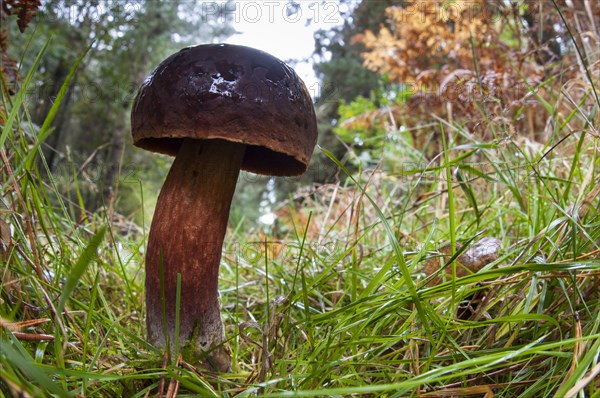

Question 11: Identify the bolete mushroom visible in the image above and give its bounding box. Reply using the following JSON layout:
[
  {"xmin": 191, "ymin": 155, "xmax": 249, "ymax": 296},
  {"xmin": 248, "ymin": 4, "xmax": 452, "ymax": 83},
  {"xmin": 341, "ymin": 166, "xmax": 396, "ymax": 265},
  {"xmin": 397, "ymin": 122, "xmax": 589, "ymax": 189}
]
[{"xmin": 131, "ymin": 44, "xmax": 318, "ymax": 372}]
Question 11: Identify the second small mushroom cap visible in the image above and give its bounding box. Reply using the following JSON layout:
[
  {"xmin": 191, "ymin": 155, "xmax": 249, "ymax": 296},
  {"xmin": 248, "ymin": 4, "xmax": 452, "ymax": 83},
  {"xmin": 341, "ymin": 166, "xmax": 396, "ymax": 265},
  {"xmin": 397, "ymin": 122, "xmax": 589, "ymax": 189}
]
[{"xmin": 131, "ymin": 44, "xmax": 318, "ymax": 176}]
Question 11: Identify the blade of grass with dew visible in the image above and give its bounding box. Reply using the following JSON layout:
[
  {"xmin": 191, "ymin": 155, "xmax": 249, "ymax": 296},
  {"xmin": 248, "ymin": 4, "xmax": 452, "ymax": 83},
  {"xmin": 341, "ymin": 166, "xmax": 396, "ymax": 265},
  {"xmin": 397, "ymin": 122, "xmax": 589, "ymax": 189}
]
[
  {"xmin": 441, "ymin": 122, "xmax": 458, "ymax": 316},
  {"xmin": 563, "ymin": 130, "xmax": 588, "ymax": 201},
  {"xmin": 455, "ymin": 166, "xmax": 480, "ymax": 227},
  {"xmin": 81, "ymin": 270, "xmax": 101, "ymax": 395},
  {"xmin": 58, "ymin": 225, "xmax": 107, "ymax": 315}
]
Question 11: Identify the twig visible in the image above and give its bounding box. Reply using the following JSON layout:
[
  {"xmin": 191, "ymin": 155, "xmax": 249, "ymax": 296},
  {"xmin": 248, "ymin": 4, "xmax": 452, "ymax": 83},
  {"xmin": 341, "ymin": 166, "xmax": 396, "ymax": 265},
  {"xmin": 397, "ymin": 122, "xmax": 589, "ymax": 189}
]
[
  {"xmin": 165, "ymin": 354, "xmax": 182, "ymax": 398},
  {"xmin": 156, "ymin": 351, "xmax": 169, "ymax": 398},
  {"xmin": 564, "ymin": 362, "xmax": 600, "ymax": 398},
  {"xmin": 11, "ymin": 332, "xmax": 55, "ymax": 341}
]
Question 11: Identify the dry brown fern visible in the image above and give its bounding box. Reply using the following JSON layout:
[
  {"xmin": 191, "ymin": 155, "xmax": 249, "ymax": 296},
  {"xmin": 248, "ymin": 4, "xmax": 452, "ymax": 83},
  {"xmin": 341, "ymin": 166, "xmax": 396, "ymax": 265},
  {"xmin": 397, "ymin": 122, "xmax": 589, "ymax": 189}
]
[
  {"xmin": 353, "ymin": 0, "xmax": 599, "ymax": 150},
  {"xmin": 0, "ymin": 0, "xmax": 41, "ymax": 98},
  {"xmin": 2, "ymin": 0, "xmax": 41, "ymax": 32}
]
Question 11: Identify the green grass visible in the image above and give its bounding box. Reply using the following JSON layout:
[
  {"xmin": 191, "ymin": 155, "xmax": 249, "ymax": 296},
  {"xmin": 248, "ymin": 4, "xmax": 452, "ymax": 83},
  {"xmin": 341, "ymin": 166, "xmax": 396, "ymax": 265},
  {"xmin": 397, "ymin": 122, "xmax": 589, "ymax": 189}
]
[{"xmin": 2, "ymin": 23, "xmax": 600, "ymax": 398}]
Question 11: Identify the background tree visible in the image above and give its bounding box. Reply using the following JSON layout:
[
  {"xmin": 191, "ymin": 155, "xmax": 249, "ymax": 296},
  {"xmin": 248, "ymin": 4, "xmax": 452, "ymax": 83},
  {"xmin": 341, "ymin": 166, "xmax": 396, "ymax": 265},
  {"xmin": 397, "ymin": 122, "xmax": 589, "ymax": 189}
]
[{"xmin": 312, "ymin": 0, "xmax": 396, "ymax": 165}]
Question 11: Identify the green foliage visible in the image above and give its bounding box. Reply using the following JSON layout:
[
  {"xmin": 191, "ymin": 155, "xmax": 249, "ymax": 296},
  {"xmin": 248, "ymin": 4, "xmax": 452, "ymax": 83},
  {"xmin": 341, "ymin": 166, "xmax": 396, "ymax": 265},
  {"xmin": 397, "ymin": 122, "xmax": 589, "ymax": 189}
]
[
  {"xmin": 3, "ymin": 49, "xmax": 599, "ymax": 394},
  {"xmin": 333, "ymin": 90, "xmax": 423, "ymax": 172},
  {"xmin": 336, "ymin": 96, "xmax": 384, "ymax": 142},
  {"xmin": 58, "ymin": 225, "xmax": 107, "ymax": 315},
  {"xmin": 313, "ymin": 0, "xmax": 397, "ymax": 102},
  {"xmin": 333, "ymin": 96, "xmax": 386, "ymax": 166}
]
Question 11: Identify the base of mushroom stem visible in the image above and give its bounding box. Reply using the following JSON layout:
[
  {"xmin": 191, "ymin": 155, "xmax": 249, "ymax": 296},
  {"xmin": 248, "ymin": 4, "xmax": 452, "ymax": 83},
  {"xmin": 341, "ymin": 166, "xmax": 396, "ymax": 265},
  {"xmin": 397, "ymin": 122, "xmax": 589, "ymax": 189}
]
[{"xmin": 147, "ymin": 311, "xmax": 232, "ymax": 373}]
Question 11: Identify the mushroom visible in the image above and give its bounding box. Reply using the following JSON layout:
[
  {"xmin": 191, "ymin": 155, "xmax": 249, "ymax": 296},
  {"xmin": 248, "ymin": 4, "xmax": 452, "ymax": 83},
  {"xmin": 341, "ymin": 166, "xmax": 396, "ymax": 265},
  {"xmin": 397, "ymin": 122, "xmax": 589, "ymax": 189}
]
[{"xmin": 131, "ymin": 44, "xmax": 318, "ymax": 372}]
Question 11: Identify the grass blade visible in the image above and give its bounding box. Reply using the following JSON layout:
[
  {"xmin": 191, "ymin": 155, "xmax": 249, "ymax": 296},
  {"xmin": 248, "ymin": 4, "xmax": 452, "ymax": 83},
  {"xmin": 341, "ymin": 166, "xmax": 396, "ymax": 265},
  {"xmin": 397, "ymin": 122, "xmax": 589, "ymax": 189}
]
[{"xmin": 58, "ymin": 226, "xmax": 107, "ymax": 314}]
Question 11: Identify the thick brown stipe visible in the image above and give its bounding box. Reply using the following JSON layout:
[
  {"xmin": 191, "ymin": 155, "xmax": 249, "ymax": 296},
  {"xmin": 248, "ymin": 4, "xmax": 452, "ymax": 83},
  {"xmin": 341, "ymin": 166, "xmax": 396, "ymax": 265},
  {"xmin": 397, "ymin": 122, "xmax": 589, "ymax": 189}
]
[{"xmin": 146, "ymin": 138, "xmax": 244, "ymax": 371}]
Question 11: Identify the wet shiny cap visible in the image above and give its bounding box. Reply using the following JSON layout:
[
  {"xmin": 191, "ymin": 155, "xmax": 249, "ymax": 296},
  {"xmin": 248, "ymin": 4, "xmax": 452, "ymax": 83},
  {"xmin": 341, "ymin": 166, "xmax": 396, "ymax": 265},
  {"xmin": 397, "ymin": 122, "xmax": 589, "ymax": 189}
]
[{"xmin": 131, "ymin": 44, "xmax": 318, "ymax": 176}]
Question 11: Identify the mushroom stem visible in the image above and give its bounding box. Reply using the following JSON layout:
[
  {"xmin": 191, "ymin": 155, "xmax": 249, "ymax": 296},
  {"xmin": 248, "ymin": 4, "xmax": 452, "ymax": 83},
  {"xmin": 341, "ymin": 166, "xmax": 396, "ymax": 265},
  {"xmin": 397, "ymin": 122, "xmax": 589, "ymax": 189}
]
[{"xmin": 146, "ymin": 138, "xmax": 245, "ymax": 372}]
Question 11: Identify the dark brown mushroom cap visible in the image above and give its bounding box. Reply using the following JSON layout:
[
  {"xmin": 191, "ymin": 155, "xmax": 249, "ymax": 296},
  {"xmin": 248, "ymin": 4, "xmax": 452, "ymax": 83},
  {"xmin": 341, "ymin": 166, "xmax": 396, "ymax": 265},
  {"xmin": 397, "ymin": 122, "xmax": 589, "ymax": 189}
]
[{"xmin": 131, "ymin": 44, "xmax": 318, "ymax": 176}]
